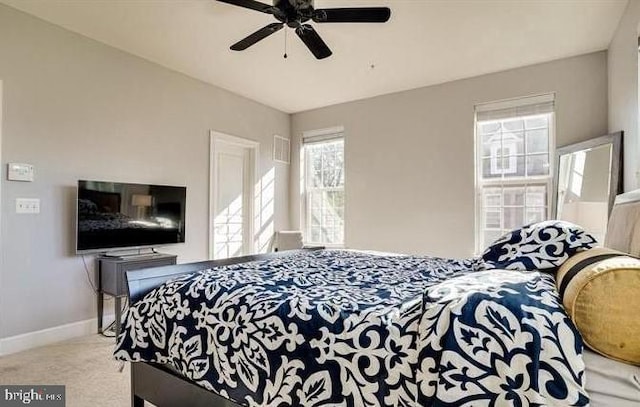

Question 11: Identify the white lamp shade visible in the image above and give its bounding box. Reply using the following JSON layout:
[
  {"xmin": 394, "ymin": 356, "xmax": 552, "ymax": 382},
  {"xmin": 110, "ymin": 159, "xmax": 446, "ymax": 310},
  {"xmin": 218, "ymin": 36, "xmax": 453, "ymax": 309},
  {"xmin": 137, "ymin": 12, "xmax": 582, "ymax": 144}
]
[{"xmin": 131, "ymin": 194, "xmax": 152, "ymax": 207}]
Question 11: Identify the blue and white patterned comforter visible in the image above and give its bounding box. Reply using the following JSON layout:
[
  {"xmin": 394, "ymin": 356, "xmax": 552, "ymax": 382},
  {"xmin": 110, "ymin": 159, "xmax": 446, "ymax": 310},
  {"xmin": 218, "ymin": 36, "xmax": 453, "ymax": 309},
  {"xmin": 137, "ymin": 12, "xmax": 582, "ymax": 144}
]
[{"xmin": 114, "ymin": 250, "xmax": 588, "ymax": 406}]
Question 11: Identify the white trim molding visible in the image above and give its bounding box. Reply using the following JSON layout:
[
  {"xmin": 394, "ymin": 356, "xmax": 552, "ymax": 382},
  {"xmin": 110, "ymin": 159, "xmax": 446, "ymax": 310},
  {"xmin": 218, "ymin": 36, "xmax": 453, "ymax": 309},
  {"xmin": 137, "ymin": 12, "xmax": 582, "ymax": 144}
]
[
  {"xmin": 0, "ymin": 314, "xmax": 114, "ymax": 356},
  {"xmin": 475, "ymin": 92, "xmax": 555, "ymax": 112}
]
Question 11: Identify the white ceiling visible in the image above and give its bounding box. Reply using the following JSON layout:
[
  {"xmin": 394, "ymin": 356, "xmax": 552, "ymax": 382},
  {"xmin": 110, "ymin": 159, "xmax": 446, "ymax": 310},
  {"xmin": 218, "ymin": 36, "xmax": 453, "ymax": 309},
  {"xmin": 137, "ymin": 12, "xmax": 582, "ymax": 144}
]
[{"xmin": 1, "ymin": 0, "xmax": 628, "ymax": 113}]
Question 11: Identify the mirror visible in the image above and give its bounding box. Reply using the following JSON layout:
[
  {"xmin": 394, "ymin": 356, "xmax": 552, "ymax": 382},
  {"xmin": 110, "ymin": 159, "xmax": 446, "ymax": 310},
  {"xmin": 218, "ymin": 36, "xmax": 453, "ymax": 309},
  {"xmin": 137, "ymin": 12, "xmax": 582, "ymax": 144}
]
[{"xmin": 553, "ymin": 132, "xmax": 622, "ymax": 243}]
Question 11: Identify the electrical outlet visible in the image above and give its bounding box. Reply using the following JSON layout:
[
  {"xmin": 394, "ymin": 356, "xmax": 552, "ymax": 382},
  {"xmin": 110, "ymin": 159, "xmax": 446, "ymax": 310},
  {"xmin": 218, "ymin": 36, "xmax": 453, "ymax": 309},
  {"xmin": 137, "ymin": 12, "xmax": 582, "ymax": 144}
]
[{"xmin": 16, "ymin": 198, "xmax": 40, "ymax": 214}]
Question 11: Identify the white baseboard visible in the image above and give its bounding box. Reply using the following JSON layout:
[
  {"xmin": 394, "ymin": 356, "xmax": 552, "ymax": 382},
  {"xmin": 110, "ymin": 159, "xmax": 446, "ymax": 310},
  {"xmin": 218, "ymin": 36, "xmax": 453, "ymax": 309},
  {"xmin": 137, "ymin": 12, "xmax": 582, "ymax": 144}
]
[{"xmin": 0, "ymin": 314, "xmax": 115, "ymax": 356}]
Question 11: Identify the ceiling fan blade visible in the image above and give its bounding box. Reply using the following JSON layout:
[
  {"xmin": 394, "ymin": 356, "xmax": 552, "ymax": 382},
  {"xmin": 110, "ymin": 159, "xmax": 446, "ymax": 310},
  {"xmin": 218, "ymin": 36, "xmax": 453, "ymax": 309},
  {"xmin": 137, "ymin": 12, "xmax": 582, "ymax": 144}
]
[
  {"xmin": 295, "ymin": 25, "xmax": 332, "ymax": 60},
  {"xmin": 313, "ymin": 7, "xmax": 391, "ymax": 23},
  {"xmin": 231, "ymin": 23, "xmax": 284, "ymax": 51},
  {"xmin": 217, "ymin": 0, "xmax": 274, "ymax": 14}
]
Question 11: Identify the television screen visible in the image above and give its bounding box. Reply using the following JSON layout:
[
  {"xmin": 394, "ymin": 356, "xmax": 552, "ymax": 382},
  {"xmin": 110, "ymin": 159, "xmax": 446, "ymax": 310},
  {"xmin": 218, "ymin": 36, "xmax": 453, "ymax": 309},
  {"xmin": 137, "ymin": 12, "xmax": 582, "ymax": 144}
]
[{"xmin": 76, "ymin": 180, "xmax": 186, "ymax": 253}]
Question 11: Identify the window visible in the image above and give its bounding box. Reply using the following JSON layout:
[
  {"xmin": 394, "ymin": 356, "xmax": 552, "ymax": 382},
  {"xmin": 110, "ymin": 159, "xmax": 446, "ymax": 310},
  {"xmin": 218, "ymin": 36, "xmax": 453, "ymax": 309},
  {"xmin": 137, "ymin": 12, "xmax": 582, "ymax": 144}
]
[
  {"xmin": 303, "ymin": 131, "xmax": 344, "ymax": 246},
  {"xmin": 475, "ymin": 94, "xmax": 555, "ymax": 252}
]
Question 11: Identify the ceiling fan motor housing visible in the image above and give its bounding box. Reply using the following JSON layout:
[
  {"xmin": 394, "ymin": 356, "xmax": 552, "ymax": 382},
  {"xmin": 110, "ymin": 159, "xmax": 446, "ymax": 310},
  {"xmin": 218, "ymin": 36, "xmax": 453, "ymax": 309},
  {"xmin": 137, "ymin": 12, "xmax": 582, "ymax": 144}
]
[{"xmin": 273, "ymin": 0, "xmax": 314, "ymax": 26}]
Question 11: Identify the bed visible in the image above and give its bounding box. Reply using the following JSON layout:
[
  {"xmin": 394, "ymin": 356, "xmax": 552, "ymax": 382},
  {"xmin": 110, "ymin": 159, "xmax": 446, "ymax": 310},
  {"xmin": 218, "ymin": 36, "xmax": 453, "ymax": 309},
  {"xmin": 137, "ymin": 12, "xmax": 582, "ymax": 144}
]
[{"xmin": 115, "ymin": 240, "xmax": 596, "ymax": 406}]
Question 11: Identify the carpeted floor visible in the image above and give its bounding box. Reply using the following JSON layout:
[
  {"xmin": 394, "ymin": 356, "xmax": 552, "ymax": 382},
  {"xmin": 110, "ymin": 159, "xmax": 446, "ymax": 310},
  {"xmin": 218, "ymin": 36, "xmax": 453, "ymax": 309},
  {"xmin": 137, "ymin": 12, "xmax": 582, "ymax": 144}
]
[{"xmin": 0, "ymin": 335, "xmax": 147, "ymax": 406}]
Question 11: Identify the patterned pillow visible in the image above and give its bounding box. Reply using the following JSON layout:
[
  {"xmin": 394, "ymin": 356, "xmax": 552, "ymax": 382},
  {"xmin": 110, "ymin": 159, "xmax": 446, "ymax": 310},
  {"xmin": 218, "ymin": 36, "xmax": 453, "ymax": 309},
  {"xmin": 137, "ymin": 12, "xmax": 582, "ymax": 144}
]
[{"xmin": 481, "ymin": 220, "xmax": 598, "ymax": 271}]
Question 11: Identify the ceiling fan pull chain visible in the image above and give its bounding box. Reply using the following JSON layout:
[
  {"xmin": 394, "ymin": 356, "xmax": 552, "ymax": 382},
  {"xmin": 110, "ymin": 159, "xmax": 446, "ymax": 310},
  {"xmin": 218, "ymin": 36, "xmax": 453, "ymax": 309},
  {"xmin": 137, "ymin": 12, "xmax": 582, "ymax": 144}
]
[{"xmin": 284, "ymin": 28, "xmax": 288, "ymax": 59}]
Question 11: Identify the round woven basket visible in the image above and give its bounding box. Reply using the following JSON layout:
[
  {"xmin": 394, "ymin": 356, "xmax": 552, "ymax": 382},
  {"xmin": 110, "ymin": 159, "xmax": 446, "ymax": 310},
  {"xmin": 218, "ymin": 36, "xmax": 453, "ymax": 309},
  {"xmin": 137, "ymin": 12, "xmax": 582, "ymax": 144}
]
[{"xmin": 556, "ymin": 247, "xmax": 640, "ymax": 366}]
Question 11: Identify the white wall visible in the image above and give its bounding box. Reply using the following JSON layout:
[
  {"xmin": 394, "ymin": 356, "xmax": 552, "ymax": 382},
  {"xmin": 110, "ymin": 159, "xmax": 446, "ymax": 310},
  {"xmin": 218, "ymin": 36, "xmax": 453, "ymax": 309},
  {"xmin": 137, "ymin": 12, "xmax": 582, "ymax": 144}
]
[
  {"xmin": 291, "ymin": 52, "xmax": 609, "ymax": 258},
  {"xmin": 0, "ymin": 5, "xmax": 290, "ymax": 339},
  {"xmin": 608, "ymin": 0, "xmax": 640, "ymax": 191}
]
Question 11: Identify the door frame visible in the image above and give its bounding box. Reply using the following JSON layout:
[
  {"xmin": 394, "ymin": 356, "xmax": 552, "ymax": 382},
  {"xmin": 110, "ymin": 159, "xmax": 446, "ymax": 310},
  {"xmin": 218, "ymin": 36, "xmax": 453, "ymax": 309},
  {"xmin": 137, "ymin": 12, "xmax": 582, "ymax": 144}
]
[{"xmin": 209, "ymin": 130, "xmax": 259, "ymax": 260}]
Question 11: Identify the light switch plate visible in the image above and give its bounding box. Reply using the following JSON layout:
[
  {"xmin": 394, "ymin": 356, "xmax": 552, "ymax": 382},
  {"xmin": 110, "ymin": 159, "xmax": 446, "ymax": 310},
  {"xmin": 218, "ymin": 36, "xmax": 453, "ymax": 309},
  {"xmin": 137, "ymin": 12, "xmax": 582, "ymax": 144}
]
[
  {"xmin": 7, "ymin": 163, "xmax": 35, "ymax": 182},
  {"xmin": 16, "ymin": 198, "xmax": 40, "ymax": 214}
]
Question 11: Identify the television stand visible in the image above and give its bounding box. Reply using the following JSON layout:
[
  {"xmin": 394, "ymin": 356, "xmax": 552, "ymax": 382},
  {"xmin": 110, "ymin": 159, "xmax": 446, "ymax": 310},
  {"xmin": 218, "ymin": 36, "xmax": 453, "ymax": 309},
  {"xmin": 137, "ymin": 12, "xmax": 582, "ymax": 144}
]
[{"xmin": 97, "ymin": 252, "xmax": 177, "ymax": 337}]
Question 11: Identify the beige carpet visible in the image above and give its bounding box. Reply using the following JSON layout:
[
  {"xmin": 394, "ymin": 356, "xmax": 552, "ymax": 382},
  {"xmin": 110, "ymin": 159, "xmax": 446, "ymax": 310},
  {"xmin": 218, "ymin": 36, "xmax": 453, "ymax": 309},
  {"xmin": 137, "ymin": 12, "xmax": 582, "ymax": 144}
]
[{"xmin": 0, "ymin": 335, "xmax": 148, "ymax": 407}]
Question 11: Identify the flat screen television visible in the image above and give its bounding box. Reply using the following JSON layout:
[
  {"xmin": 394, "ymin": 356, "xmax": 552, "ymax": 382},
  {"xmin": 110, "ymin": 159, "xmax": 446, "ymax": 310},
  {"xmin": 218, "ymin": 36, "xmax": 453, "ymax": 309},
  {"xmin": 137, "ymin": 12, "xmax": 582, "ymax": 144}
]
[{"xmin": 76, "ymin": 180, "xmax": 186, "ymax": 253}]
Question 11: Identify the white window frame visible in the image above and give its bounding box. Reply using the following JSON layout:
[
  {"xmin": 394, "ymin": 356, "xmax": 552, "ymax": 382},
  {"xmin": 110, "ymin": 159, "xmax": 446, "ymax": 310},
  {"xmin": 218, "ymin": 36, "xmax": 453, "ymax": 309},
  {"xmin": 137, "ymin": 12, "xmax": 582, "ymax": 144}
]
[
  {"xmin": 474, "ymin": 95, "xmax": 556, "ymax": 254},
  {"xmin": 301, "ymin": 126, "xmax": 345, "ymax": 247}
]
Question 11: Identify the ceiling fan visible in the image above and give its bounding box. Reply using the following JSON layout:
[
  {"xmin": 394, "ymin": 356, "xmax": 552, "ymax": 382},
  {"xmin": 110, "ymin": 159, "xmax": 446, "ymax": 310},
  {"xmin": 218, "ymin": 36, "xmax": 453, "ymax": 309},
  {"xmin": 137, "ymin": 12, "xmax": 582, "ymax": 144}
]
[{"xmin": 217, "ymin": 0, "xmax": 391, "ymax": 59}]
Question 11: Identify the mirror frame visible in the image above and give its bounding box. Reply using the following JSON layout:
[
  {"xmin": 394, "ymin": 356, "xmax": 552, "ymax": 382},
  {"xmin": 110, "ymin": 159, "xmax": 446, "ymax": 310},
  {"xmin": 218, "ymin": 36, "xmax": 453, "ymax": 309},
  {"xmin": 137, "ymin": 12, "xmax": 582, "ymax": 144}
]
[{"xmin": 552, "ymin": 131, "xmax": 623, "ymax": 218}]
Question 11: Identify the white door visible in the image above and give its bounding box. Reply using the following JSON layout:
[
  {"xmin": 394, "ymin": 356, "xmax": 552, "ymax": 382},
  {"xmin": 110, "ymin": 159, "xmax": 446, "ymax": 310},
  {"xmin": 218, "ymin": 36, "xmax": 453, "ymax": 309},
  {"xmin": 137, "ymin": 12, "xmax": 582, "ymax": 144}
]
[{"xmin": 211, "ymin": 135, "xmax": 256, "ymax": 259}]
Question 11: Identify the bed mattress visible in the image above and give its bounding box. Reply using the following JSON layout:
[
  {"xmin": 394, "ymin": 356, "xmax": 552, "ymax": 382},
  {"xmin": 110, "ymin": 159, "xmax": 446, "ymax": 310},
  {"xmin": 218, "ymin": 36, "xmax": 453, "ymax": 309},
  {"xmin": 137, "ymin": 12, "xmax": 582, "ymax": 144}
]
[{"xmin": 584, "ymin": 348, "xmax": 640, "ymax": 406}]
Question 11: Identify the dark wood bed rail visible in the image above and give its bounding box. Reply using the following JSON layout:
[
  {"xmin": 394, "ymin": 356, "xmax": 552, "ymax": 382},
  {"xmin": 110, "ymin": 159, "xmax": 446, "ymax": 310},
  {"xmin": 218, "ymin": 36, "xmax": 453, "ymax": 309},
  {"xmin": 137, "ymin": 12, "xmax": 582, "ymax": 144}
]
[{"xmin": 131, "ymin": 363, "xmax": 240, "ymax": 407}]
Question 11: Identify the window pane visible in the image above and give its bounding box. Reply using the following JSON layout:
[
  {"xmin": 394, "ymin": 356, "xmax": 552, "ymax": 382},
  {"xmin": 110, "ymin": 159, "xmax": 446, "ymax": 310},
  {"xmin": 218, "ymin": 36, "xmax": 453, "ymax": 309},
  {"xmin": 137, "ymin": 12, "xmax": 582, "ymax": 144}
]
[
  {"xmin": 526, "ymin": 208, "xmax": 546, "ymax": 223},
  {"xmin": 503, "ymin": 187, "xmax": 524, "ymax": 206},
  {"xmin": 483, "ymin": 187, "xmax": 502, "ymax": 207},
  {"xmin": 526, "ymin": 186, "xmax": 546, "ymax": 207},
  {"xmin": 482, "ymin": 132, "xmax": 524, "ymax": 159},
  {"xmin": 504, "ymin": 206, "xmax": 524, "ymax": 229},
  {"xmin": 503, "ymin": 119, "xmax": 524, "ymax": 132},
  {"xmin": 481, "ymin": 133, "xmax": 494, "ymax": 158},
  {"xmin": 482, "ymin": 158, "xmax": 501, "ymax": 179},
  {"xmin": 502, "ymin": 155, "xmax": 526, "ymax": 178},
  {"xmin": 526, "ymin": 129, "xmax": 548, "ymax": 154},
  {"xmin": 526, "ymin": 154, "xmax": 549, "ymax": 176},
  {"xmin": 482, "ymin": 155, "xmax": 526, "ymax": 179},
  {"xmin": 485, "ymin": 209, "xmax": 501, "ymax": 229},
  {"xmin": 502, "ymin": 132, "xmax": 525, "ymax": 155},
  {"xmin": 312, "ymin": 171, "xmax": 322, "ymax": 188},
  {"xmin": 479, "ymin": 122, "xmax": 500, "ymax": 135},
  {"xmin": 336, "ymin": 150, "xmax": 345, "ymax": 187},
  {"xmin": 525, "ymin": 116, "xmax": 547, "ymax": 129}
]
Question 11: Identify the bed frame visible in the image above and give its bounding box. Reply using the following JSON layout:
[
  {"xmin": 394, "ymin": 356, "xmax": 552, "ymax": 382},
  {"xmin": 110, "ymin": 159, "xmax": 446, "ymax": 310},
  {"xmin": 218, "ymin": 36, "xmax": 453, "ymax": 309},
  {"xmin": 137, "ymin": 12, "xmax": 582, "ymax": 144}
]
[{"xmin": 125, "ymin": 250, "xmax": 317, "ymax": 407}]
